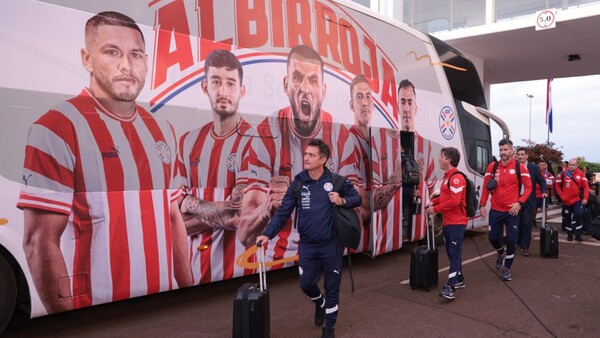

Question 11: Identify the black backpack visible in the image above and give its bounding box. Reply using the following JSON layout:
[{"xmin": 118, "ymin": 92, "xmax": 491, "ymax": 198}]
[
  {"xmin": 402, "ymin": 156, "xmax": 420, "ymax": 185},
  {"xmin": 448, "ymin": 171, "xmax": 478, "ymax": 217}
]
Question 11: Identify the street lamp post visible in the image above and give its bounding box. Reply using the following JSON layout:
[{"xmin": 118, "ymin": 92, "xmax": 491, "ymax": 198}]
[{"xmin": 526, "ymin": 94, "xmax": 534, "ymax": 143}]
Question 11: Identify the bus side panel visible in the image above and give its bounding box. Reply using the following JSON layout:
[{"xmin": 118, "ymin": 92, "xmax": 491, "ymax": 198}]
[{"xmin": 0, "ymin": 0, "xmax": 491, "ymax": 319}]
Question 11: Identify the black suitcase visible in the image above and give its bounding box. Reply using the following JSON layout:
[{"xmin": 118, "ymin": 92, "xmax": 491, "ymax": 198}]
[
  {"xmin": 539, "ymin": 199, "xmax": 559, "ymax": 258},
  {"xmin": 589, "ymin": 217, "xmax": 600, "ymax": 241},
  {"xmin": 410, "ymin": 214, "xmax": 438, "ymax": 291},
  {"xmin": 232, "ymin": 244, "xmax": 270, "ymax": 338}
]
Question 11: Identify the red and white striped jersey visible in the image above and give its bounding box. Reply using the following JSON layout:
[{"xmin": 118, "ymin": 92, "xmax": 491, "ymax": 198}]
[
  {"xmin": 370, "ymin": 129, "xmax": 443, "ymax": 255},
  {"xmin": 371, "ymin": 129, "xmax": 403, "ymax": 256},
  {"xmin": 177, "ymin": 118, "xmax": 258, "ymax": 284},
  {"xmin": 17, "ymin": 88, "xmax": 181, "ymax": 309},
  {"xmin": 347, "ymin": 125, "xmax": 372, "ymax": 253},
  {"xmin": 249, "ymin": 107, "xmax": 355, "ymax": 268}
]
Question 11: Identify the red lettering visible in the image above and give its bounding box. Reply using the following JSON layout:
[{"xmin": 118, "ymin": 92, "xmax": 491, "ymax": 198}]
[
  {"xmin": 270, "ymin": 0, "xmax": 285, "ymax": 47},
  {"xmin": 152, "ymin": 0, "xmax": 194, "ymax": 89},
  {"xmin": 198, "ymin": 0, "xmax": 215, "ymax": 41},
  {"xmin": 362, "ymin": 36, "xmax": 379, "ymax": 93},
  {"xmin": 287, "ymin": 0, "xmax": 312, "ymax": 47},
  {"xmin": 236, "ymin": 0, "xmax": 268, "ymax": 48},
  {"xmin": 315, "ymin": 3, "xmax": 341, "ymax": 65},
  {"xmin": 338, "ymin": 18, "xmax": 360, "ymax": 75},
  {"xmin": 380, "ymin": 58, "xmax": 398, "ymax": 121}
]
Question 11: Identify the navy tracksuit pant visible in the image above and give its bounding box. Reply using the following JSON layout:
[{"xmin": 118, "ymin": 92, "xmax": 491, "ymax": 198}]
[
  {"xmin": 517, "ymin": 202, "xmax": 535, "ymax": 250},
  {"xmin": 489, "ymin": 209, "xmax": 519, "ymax": 269},
  {"xmin": 443, "ymin": 225, "xmax": 466, "ymax": 286},
  {"xmin": 563, "ymin": 201, "xmax": 584, "ymax": 236},
  {"xmin": 298, "ymin": 239, "xmax": 344, "ymax": 329}
]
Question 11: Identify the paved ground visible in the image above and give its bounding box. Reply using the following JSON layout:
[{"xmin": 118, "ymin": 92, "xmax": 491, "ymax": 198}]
[{"xmin": 4, "ymin": 205, "xmax": 600, "ymax": 338}]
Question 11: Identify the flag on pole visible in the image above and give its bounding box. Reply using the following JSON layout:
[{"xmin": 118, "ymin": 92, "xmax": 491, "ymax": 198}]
[{"xmin": 546, "ymin": 78, "xmax": 553, "ymax": 133}]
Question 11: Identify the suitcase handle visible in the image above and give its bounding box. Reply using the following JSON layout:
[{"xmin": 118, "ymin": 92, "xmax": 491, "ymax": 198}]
[
  {"xmin": 542, "ymin": 196, "xmax": 546, "ymax": 226},
  {"xmin": 256, "ymin": 242, "xmax": 267, "ymax": 292},
  {"xmin": 426, "ymin": 214, "xmax": 435, "ymax": 250}
]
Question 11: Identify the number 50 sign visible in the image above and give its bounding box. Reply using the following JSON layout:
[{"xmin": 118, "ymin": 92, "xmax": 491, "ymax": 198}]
[{"xmin": 536, "ymin": 9, "xmax": 556, "ymax": 31}]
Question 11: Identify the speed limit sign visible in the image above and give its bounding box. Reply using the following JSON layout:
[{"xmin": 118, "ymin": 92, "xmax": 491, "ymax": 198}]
[{"xmin": 536, "ymin": 9, "xmax": 556, "ymax": 30}]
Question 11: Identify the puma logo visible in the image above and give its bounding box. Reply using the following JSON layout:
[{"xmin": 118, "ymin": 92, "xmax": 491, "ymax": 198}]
[
  {"xmin": 22, "ymin": 174, "xmax": 32, "ymax": 186},
  {"xmin": 302, "ymin": 185, "xmax": 309, "ymax": 191},
  {"xmin": 333, "ymin": 270, "xmax": 340, "ymax": 275},
  {"xmin": 452, "ymin": 241, "xmax": 457, "ymax": 246}
]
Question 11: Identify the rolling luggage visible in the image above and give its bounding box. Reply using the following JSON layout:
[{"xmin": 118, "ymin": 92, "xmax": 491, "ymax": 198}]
[
  {"xmin": 539, "ymin": 199, "xmax": 559, "ymax": 258},
  {"xmin": 589, "ymin": 216, "xmax": 600, "ymax": 241},
  {"xmin": 232, "ymin": 243, "xmax": 270, "ymax": 338},
  {"xmin": 410, "ymin": 214, "xmax": 438, "ymax": 291}
]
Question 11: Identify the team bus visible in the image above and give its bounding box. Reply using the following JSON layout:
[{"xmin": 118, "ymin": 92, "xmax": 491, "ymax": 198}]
[{"xmin": 0, "ymin": 0, "xmax": 510, "ymax": 331}]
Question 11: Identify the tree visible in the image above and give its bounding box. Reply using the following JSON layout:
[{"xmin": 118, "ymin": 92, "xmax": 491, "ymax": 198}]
[{"xmin": 518, "ymin": 139, "xmax": 564, "ymax": 173}]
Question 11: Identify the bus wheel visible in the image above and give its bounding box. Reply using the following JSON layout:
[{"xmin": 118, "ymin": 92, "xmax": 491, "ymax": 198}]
[
  {"xmin": 432, "ymin": 214, "xmax": 444, "ymax": 246},
  {"xmin": 0, "ymin": 254, "xmax": 17, "ymax": 334}
]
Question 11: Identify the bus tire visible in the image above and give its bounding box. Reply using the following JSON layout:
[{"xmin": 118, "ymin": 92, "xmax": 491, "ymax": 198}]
[{"xmin": 0, "ymin": 253, "xmax": 17, "ymax": 334}]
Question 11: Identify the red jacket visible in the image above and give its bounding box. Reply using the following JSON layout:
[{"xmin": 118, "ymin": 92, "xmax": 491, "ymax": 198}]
[
  {"xmin": 536, "ymin": 169, "xmax": 554, "ymax": 198},
  {"xmin": 431, "ymin": 168, "xmax": 467, "ymax": 226},
  {"xmin": 554, "ymin": 169, "xmax": 590, "ymax": 206},
  {"xmin": 480, "ymin": 159, "xmax": 532, "ymax": 212}
]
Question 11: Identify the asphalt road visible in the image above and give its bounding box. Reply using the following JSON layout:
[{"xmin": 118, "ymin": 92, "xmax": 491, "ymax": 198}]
[{"xmin": 4, "ymin": 205, "xmax": 600, "ymax": 338}]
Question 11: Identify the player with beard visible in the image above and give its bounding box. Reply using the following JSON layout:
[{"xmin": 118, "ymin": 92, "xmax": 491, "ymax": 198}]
[
  {"xmin": 18, "ymin": 11, "xmax": 192, "ymax": 314},
  {"xmin": 177, "ymin": 49, "xmax": 262, "ymax": 284},
  {"xmin": 237, "ymin": 45, "xmax": 355, "ymax": 268}
]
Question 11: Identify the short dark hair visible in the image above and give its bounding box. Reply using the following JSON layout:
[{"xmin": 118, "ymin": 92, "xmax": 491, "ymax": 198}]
[
  {"xmin": 86, "ymin": 11, "xmax": 144, "ymax": 44},
  {"xmin": 398, "ymin": 79, "xmax": 416, "ymax": 97},
  {"xmin": 287, "ymin": 45, "xmax": 324, "ymax": 76},
  {"xmin": 498, "ymin": 139, "xmax": 513, "ymax": 147},
  {"xmin": 516, "ymin": 147, "xmax": 527, "ymax": 153},
  {"xmin": 308, "ymin": 138, "xmax": 330, "ymax": 160},
  {"xmin": 350, "ymin": 74, "xmax": 371, "ymax": 98},
  {"xmin": 539, "ymin": 159, "xmax": 547, "ymax": 164},
  {"xmin": 205, "ymin": 49, "xmax": 243, "ymax": 84},
  {"xmin": 441, "ymin": 147, "xmax": 460, "ymax": 167}
]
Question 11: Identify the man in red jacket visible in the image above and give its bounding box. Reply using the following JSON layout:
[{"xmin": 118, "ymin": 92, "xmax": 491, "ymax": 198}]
[
  {"xmin": 480, "ymin": 139, "xmax": 532, "ymax": 282},
  {"xmin": 554, "ymin": 158, "xmax": 590, "ymax": 241},
  {"xmin": 426, "ymin": 147, "xmax": 466, "ymax": 300}
]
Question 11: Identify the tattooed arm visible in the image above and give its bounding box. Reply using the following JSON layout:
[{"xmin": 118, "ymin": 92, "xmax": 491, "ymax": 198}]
[
  {"xmin": 179, "ymin": 184, "xmax": 245, "ymax": 236},
  {"xmin": 373, "ymin": 159, "xmax": 403, "ymax": 211}
]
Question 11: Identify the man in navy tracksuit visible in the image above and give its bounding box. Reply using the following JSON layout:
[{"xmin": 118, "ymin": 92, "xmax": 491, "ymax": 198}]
[
  {"xmin": 257, "ymin": 139, "xmax": 361, "ymax": 338},
  {"xmin": 516, "ymin": 148, "xmax": 547, "ymax": 256}
]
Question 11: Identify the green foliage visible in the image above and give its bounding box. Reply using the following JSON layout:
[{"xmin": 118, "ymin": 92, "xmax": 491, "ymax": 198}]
[
  {"xmin": 513, "ymin": 139, "xmax": 600, "ymax": 174},
  {"xmin": 519, "ymin": 139, "xmax": 564, "ymax": 171}
]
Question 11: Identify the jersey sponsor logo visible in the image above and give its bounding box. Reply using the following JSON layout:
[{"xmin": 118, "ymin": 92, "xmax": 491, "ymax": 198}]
[
  {"xmin": 155, "ymin": 141, "xmax": 172, "ymax": 164},
  {"xmin": 439, "ymin": 106, "xmax": 456, "ymax": 140},
  {"xmin": 22, "ymin": 174, "xmax": 32, "ymax": 186},
  {"xmin": 226, "ymin": 153, "xmax": 236, "ymax": 173},
  {"xmin": 324, "ymin": 182, "xmax": 333, "ymax": 192},
  {"xmin": 102, "ymin": 146, "xmax": 120, "ymax": 159}
]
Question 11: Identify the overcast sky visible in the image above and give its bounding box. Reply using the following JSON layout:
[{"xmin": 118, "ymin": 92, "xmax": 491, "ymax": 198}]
[{"xmin": 489, "ymin": 74, "xmax": 600, "ymax": 163}]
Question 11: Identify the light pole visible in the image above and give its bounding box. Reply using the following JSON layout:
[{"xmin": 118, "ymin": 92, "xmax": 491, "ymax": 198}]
[{"xmin": 526, "ymin": 94, "xmax": 534, "ymax": 143}]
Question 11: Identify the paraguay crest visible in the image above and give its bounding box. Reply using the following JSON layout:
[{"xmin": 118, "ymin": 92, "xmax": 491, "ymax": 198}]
[
  {"xmin": 155, "ymin": 141, "xmax": 172, "ymax": 164},
  {"xmin": 439, "ymin": 106, "xmax": 456, "ymax": 140}
]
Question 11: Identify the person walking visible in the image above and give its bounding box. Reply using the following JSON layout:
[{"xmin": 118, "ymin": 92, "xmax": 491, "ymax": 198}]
[
  {"xmin": 515, "ymin": 148, "xmax": 547, "ymax": 256},
  {"xmin": 479, "ymin": 139, "xmax": 532, "ymax": 282},
  {"xmin": 426, "ymin": 147, "xmax": 467, "ymax": 300},
  {"xmin": 555, "ymin": 158, "xmax": 590, "ymax": 241},
  {"xmin": 256, "ymin": 139, "xmax": 361, "ymax": 338}
]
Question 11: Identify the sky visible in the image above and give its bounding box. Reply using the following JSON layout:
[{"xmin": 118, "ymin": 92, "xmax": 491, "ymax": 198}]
[{"xmin": 489, "ymin": 74, "xmax": 600, "ymax": 163}]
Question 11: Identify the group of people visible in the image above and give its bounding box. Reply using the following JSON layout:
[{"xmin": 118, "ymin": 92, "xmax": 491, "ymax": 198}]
[
  {"xmin": 16, "ymin": 10, "xmax": 440, "ymax": 338},
  {"xmin": 428, "ymin": 138, "xmax": 593, "ymax": 304},
  {"xmin": 27, "ymin": 8, "xmax": 593, "ymax": 338}
]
